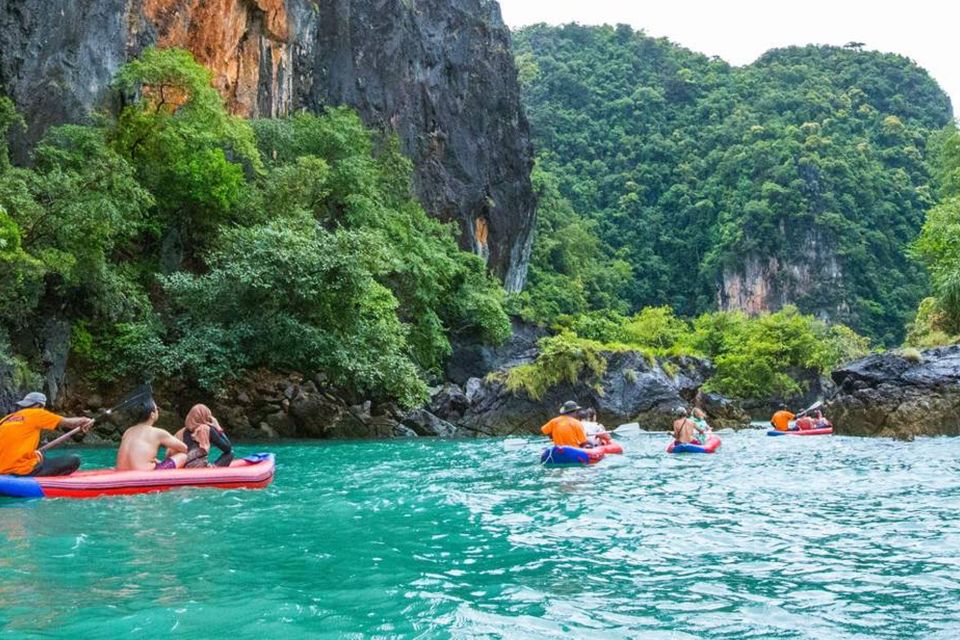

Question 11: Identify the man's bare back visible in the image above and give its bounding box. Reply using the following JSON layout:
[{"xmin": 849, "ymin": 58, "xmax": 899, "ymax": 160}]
[
  {"xmin": 673, "ymin": 418, "xmax": 697, "ymax": 444},
  {"xmin": 116, "ymin": 424, "xmax": 187, "ymax": 471}
]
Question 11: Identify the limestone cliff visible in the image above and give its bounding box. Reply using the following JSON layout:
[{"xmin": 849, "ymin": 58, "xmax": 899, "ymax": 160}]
[
  {"xmin": 718, "ymin": 228, "xmax": 846, "ymax": 318},
  {"xmin": 0, "ymin": 0, "xmax": 535, "ymax": 288}
]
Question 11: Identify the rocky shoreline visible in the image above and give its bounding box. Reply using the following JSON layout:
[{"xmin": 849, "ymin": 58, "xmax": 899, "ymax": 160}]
[{"xmin": 10, "ymin": 325, "xmax": 960, "ymax": 444}]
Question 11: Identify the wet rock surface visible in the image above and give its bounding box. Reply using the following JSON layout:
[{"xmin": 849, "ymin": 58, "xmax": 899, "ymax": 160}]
[{"xmin": 826, "ymin": 346, "xmax": 960, "ymax": 440}]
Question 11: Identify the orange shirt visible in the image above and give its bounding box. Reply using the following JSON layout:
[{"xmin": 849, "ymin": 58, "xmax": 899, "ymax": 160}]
[
  {"xmin": 541, "ymin": 415, "xmax": 587, "ymax": 448},
  {"xmin": 0, "ymin": 408, "xmax": 62, "ymax": 475},
  {"xmin": 771, "ymin": 410, "xmax": 796, "ymax": 432}
]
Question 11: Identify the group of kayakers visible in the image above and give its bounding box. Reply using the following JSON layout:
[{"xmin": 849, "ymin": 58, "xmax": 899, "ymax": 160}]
[
  {"xmin": 540, "ymin": 399, "xmax": 715, "ymax": 448},
  {"xmin": 0, "ymin": 392, "xmax": 233, "ymax": 477},
  {"xmin": 541, "ymin": 397, "xmax": 830, "ymax": 449}
]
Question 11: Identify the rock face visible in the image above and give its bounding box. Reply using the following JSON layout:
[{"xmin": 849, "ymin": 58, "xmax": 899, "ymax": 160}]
[
  {"xmin": 436, "ymin": 351, "xmax": 715, "ymax": 436},
  {"xmin": 445, "ymin": 318, "xmax": 546, "ymax": 386},
  {"xmin": 718, "ymin": 229, "xmax": 845, "ymax": 317},
  {"xmin": 0, "ymin": 0, "xmax": 535, "ymax": 289},
  {"xmin": 826, "ymin": 346, "xmax": 960, "ymax": 440}
]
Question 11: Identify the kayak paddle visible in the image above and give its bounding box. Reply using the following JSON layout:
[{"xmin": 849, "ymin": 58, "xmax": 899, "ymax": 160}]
[{"xmin": 39, "ymin": 384, "xmax": 154, "ymax": 453}]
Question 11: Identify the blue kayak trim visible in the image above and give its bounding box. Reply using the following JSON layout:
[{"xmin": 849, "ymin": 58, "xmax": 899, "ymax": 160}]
[
  {"xmin": 0, "ymin": 475, "xmax": 45, "ymax": 498},
  {"xmin": 540, "ymin": 446, "xmax": 591, "ymax": 466},
  {"xmin": 670, "ymin": 443, "xmax": 711, "ymax": 453}
]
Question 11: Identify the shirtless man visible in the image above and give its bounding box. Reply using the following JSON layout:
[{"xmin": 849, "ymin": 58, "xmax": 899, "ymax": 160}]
[
  {"xmin": 673, "ymin": 407, "xmax": 706, "ymax": 445},
  {"xmin": 116, "ymin": 400, "xmax": 188, "ymax": 471}
]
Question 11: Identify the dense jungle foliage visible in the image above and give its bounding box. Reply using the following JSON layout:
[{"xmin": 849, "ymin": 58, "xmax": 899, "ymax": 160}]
[
  {"xmin": 505, "ymin": 305, "xmax": 870, "ymax": 401},
  {"xmin": 908, "ymin": 126, "xmax": 960, "ymax": 346},
  {"xmin": 513, "ymin": 24, "xmax": 954, "ymax": 345},
  {"xmin": 0, "ymin": 48, "xmax": 510, "ymax": 407}
]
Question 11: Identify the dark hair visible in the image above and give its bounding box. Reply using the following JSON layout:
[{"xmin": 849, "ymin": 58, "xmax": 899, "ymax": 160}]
[
  {"xmin": 135, "ymin": 399, "xmax": 158, "ymax": 423},
  {"xmin": 587, "ymin": 408, "xmax": 597, "ymax": 420}
]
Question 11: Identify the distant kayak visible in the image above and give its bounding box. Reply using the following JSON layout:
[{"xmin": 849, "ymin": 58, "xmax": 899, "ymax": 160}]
[
  {"xmin": 0, "ymin": 453, "xmax": 275, "ymax": 499},
  {"xmin": 667, "ymin": 436, "xmax": 722, "ymax": 454},
  {"xmin": 768, "ymin": 427, "xmax": 833, "ymax": 437}
]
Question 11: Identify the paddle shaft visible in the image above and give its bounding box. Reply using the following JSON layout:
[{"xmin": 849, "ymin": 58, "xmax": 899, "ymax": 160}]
[
  {"xmin": 38, "ymin": 425, "xmax": 88, "ymax": 453},
  {"xmin": 37, "ymin": 384, "xmax": 153, "ymax": 453},
  {"xmin": 795, "ymin": 400, "xmax": 823, "ymax": 419}
]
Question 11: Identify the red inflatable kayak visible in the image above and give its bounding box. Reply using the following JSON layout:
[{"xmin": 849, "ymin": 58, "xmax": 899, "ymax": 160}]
[
  {"xmin": 539, "ymin": 442, "xmax": 624, "ymax": 466},
  {"xmin": 596, "ymin": 442, "xmax": 624, "ymax": 455},
  {"xmin": 767, "ymin": 427, "xmax": 833, "ymax": 436},
  {"xmin": 0, "ymin": 453, "xmax": 275, "ymax": 499}
]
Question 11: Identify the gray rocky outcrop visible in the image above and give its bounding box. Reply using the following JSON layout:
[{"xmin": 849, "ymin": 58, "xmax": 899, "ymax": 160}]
[
  {"xmin": 0, "ymin": 0, "xmax": 535, "ymax": 289},
  {"xmin": 445, "ymin": 318, "xmax": 546, "ymax": 385},
  {"xmin": 826, "ymin": 346, "xmax": 960, "ymax": 440},
  {"xmin": 433, "ymin": 351, "xmax": 716, "ymax": 436}
]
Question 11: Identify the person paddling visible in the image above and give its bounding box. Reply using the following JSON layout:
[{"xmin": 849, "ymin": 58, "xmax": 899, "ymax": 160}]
[
  {"xmin": 770, "ymin": 405, "xmax": 796, "ymax": 432},
  {"xmin": 174, "ymin": 404, "xmax": 234, "ymax": 469},
  {"xmin": 0, "ymin": 392, "xmax": 94, "ymax": 476},
  {"xmin": 116, "ymin": 400, "xmax": 188, "ymax": 471},
  {"xmin": 541, "ymin": 401, "xmax": 589, "ymax": 448}
]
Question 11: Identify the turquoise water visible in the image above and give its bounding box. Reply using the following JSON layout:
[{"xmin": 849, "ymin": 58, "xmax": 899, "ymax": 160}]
[{"xmin": 1, "ymin": 432, "xmax": 958, "ymax": 638}]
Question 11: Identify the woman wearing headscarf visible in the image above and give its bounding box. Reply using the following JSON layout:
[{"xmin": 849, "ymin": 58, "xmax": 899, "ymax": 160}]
[{"xmin": 174, "ymin": 404, "xmax": 234, "ymax": 469}]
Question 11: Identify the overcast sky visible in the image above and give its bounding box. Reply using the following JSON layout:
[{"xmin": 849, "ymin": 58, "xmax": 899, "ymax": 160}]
[{"xmin": 498, "ymin": 0, "xmax": 958, "ymax": 116}]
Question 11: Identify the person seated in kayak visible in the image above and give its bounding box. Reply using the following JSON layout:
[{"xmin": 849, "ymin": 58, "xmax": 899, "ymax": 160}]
[
  {"xmin": 795, "ymin": 415, "xmax": 818, "ymax": 431},
  {"xmin": 116, "ymin": 400, "xmax": 188, "ymax": 471},
  {"xmin": 174, "ymin": 404, "xmax": 234, "ymax": 469},
  {"xmin": 691, "ymin": 407, "xmax": 712, "ymax": 435},
  {"xmin": 541, "ymin": 401, "xmax": 589, "ymax": 448},
  {"xmin": 0, "ymin": 392, "xmax": 95, "ymax": 477},
  {"xmin": 770, "ymin": 405, "xmax": 796, "ymax": 432},
  {"xmin": 579, "ymin": 407, "xmax": 612, "ymax": 447},
  {"xmin": 673, "ymin": 407, "xmax": 708, "ymax": 445},
  {"xmin": 813, "ymin": 410, "xmax": 831, "ymax": 429}
]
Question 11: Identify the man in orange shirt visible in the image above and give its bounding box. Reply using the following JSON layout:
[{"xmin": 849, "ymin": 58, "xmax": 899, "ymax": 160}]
[
  {"xmin": 541, "ymin": 401, "xmax": 589, "ymax": 448},
  {"xmin": 0, "ymin": 392, "xmax": 94, "ymax": 476},
  {"xmin": 770, "ymin": 405, "xmax": 796, "ymax": 432}
]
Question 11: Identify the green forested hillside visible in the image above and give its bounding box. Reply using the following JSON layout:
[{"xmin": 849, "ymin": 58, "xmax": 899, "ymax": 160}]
[
  {"xmin": 514, "ymin": 24, "xmax": 954, "ymax": 344},
  {"xmin": 909, "ymin": 126, "xmax": 960, "ymax": 345}
]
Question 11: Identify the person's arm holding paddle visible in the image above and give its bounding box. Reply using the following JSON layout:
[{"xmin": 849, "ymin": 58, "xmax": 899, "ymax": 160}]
[{"xmin": 58, "ymin": 415, "xmax": 95, "ymax": 433}]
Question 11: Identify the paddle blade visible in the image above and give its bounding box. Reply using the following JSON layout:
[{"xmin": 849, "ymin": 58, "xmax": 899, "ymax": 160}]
[
  {"xmin": 503, "ymin": 438, "xmax": 530, "ymax": 450},
  {"xmin": 796, "ymin": 400, "xmax": 823, "ymax": 418},
  {"xmin": 103, "ymin": 384, "xmax": 154, "ymax": 419},
  {"xmin": 612, "ymin": 422, "xmax": 640, "ymax": 435}
]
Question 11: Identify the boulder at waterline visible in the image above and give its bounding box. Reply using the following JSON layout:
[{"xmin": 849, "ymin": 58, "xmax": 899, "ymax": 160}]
[{"xmin": 826, "ymin": 346, "xmax": 960, "ymax": 440}]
